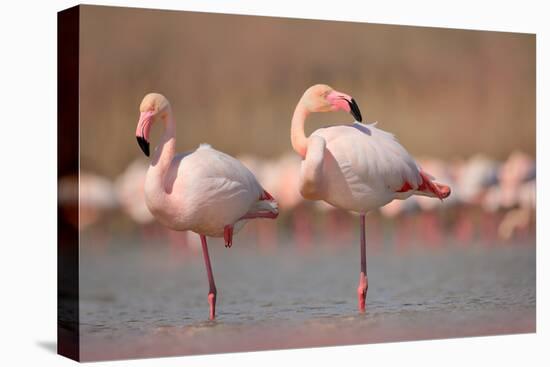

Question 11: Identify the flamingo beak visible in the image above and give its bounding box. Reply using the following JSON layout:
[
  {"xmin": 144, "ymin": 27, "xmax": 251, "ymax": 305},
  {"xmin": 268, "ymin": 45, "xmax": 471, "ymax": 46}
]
[
  {"xmin": 348, "ymin": 98, "xmax": 362, "ymax": 122},
  {"xmin": 136, "ymin": 136, "xmax": 150, "ymax": 157},
  {"xmin": 327, "ymin": 91, "xmax": 363, "ymax": 122},
  {"xmin": 135, "ymin": 111, "xmax": 154, "ymax": 157}
]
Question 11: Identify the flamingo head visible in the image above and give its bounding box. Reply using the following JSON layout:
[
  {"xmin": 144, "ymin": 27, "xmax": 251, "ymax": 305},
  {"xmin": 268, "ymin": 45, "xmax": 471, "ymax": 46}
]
[
  {"xmin": 301, "ymin": 84, "xmax": 362, "ymax": 122},
  {"xmin": 135, "ymin": 93, "xmax": 171, "ymax": 157}
]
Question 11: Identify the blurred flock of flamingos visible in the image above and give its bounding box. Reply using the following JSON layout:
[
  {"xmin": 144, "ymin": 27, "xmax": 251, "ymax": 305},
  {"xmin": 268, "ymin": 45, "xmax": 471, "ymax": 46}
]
[
  {"xmin": 60, "ymin": 149, "xmax": 535, "ymax": 255},
  {"xmin": 67, "ymin": 7, "xmax": 535, "ymax": 257}
]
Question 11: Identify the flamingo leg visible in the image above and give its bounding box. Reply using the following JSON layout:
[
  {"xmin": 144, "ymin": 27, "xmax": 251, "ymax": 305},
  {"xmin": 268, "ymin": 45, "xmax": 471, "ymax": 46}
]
[
  {"xmin": 200, "ymin": 235, "xmax": 217, "ymax": 320},
  {"xmin": 357, "ymin": 214, "xmax": 368, "ymax": 312}
]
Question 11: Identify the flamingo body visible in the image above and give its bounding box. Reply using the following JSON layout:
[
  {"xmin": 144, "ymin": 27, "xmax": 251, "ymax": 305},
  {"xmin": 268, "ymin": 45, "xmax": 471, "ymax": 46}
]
[
  {"xmin": 303, "ymin": 122, "xmax": 424, "ymax": 213},
  {"xmin": 144, "ymin": 143, "xmax": 275, "ymax": 237}
]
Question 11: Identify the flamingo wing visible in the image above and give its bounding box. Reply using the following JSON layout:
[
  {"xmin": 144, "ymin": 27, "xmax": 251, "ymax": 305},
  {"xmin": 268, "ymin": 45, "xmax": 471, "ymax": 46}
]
[
  {"xmin": 315, "ymin": 122, "xmax": 422, "ymax": 191},
  {"xmin": 309, "ymin": 122, "xmax": 450, "ymax": 212}
]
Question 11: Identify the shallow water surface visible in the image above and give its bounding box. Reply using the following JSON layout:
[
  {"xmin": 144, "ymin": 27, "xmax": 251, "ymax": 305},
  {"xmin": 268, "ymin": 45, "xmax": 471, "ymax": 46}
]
[{"xmin": 78, "ymin": 236, "xmax": 535, "ymax": 361}]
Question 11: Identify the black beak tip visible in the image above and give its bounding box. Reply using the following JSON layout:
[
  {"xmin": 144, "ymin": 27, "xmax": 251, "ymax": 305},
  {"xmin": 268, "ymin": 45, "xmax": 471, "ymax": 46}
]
[
  {"xmin": 136, "ymin": 136, "xmax": 150, "ymax": 157},
  {"xmin": 348, "ymin": 98, "xmax": 363, "ymax": 122}
]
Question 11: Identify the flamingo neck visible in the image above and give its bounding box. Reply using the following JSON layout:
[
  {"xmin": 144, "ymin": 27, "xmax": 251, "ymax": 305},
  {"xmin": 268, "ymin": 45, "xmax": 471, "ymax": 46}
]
[
  {"xmin": 147, "ymin": 108, "xmax": 176, "ymax": 206},
  {"xmin": 291, "ymin": 101, "xmax": 310, "ymax": 158}
]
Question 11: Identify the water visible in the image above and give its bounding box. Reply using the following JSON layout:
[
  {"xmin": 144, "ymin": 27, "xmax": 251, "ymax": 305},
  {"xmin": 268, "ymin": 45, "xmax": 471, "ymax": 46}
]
[{"xmin": 78, "ymin": 235, "xmax": 535, "ymax": 361}]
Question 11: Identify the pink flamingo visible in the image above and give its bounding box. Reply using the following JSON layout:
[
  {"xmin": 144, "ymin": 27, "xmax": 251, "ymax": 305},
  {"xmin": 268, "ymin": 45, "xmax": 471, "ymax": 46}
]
[
  {"xmin": 115, "ymin": 158, "xmax": 154, "ymax": 226},
  {"xmin": 135, "ymin": 93, "xmax": 279, "ymax": 320},
  {"xmin": 267, "ymin": 154, "xmax": 313, "ymax": 249},
  {"xmin": 483, "ymin": 151, "xmax": 535, "ymax": 241},
  {"xmin": 290, "ymin": 84, "xmax": 451, "ymax": 312},
  {"xmin": 59, "ymin": 172, "xmax": 117, "ymax": 231}
]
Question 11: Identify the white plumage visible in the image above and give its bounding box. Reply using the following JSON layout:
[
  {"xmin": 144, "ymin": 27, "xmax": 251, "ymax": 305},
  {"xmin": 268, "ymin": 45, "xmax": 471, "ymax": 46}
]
[
  {"xmin": 145, "ymin": 144, "xmax": 275, "ymax": 237},
  {"xmin": 303, "ymin": 121, "xmax": 425, "ymax": 213}
]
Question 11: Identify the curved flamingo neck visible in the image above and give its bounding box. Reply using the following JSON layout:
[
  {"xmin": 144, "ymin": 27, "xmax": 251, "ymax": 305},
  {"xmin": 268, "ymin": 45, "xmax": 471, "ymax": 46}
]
[
  {"xmin": 147, "ymin": 108, "xmax": 176, "ymax": 205},
  {"xmin": 291, "ymin": 101, "xmax": 310, "ymax": 158}
]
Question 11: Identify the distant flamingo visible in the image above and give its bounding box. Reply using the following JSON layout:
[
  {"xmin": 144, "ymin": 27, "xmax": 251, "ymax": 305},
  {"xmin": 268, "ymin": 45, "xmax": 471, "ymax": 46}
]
[
  {"xmin": 115, "ymin": 159, "xmax": 155, "ymax": 226},
  {"xmin": 59, "ymin": 172, "xmax": 117, "ymax": 230},
  {"xmin": 290, "ymin": 84, "xmax": 451, "ymax": 312},
  {"xmin": 263, "ymin": 154, "xmax": 314, "ymax": 249},
  {"xmin": 135, "ymin": 93, "xmax": 278, "ymax": 320},
  {"xmin": 482, "ymin": 151, "xmax": 535, "ymax": 240}
]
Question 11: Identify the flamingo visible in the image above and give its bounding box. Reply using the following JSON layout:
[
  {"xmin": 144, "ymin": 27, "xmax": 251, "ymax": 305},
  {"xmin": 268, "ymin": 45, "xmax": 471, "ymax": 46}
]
[
  {"xmin": 59, "ymin": 172, "xmax": 117, "ymax": 230},
  {"xmin": 290, "ymin": 84, "xmax": 451, "ymax": 312},
  {"xmin": 134, "ymin": 93, "xmax": 278, "ymax": 320},
  {"xmin": 262, "ymin": 154, "xmax": 313, "ymax": 249},
  {"xmin": 115, "ymin": 158, "xmax": 154, "ymax": 226},
  {"xmin": 482, "ymin": 151, "xmax": 535, "ymax": 241}
]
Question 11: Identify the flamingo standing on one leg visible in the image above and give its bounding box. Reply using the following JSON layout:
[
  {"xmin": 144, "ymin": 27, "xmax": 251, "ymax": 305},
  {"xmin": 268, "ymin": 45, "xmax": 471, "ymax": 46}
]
[
  {"xmin": 134, "ymin": 93, "xmax": 278, "ymax": 320},
  {"xmin": 290, "ymin": 84, "xmax": 451, "ymax": 312}
]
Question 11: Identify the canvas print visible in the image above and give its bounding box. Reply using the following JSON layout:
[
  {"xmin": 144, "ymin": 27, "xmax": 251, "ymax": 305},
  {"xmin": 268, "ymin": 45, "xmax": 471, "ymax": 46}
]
[{"xmin": 58, "ymin": 5, "xmax": 536, "ymax": 362}]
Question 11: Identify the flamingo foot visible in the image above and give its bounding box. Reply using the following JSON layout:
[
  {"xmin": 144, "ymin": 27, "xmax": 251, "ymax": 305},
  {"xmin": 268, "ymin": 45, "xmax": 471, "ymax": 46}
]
[
  {"xmin": 224, "ymin": 225, "xmax": 233, "ymax": 248},
  {"xmin": 208, "ymin": 289, "xmax": 217, "ymax": 320},
  {"xmin": 357, "ymin": 271, "xmax": 368, "ymax": 312}
]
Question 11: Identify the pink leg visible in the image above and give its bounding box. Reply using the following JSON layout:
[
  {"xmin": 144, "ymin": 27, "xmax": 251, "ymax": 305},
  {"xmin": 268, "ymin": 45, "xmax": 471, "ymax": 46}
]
[
  {"xmin": 224, "ymin": 225, "xmax": 233, "ymax": 248},
  {"xmin": 357, "ymin": 214, "xmax": 368, "ymax": 312},
  {"xmin": 200, "ymin": 235, "xmax": 217, "ymax": 320}
]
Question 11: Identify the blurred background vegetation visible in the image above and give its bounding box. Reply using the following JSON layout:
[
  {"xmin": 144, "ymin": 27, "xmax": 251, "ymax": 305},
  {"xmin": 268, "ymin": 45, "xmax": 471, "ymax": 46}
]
[{"xmin": 79, "ymin": 5, "xmax": 535, "ymax": 178}]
